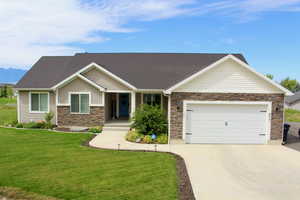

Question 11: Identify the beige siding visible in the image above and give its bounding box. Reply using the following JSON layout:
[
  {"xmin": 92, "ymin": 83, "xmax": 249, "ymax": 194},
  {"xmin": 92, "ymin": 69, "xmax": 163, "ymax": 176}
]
[
  {"xmin": 83, "ymin": 67, "xmax": 130, "ymax": 90},
  {"xmin": 19, "ymin": 91, "xmax": 56, "ymax": 123},
  {"xmin": 174, "ymin": 59, "xmax": 283, "ymax": 94},
  {"xmin": 58, "ymin": 78, "xmax": 103, "ymax": 105}
]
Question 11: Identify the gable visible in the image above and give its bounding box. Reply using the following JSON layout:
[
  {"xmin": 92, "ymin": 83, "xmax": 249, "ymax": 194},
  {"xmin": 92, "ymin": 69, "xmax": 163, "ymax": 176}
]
[
  {"xmin": 58, "ymin": 77, "xmax": 103, "ymax": 105},
  {"xmin": 174, "ymin": 59, "xmax": 283, "ymax": 94},
  {"xmin": 82, "ymin": 67, "xmax": 131, "ymax": 91}
]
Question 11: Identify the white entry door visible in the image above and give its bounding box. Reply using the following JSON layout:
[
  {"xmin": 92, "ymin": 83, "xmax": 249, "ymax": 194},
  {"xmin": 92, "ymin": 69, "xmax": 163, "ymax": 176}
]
[{"xmin": 185, "ymin": 103, "xmax": 269, "ymax": 144}]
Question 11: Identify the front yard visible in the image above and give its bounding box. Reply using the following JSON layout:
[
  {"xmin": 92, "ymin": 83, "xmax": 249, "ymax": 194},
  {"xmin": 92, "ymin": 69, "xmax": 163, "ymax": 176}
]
[
  {"xmin": 0, "ymin": 128, "xmax": 178, "ymax": 200},
  {"xmin": 285, "ymin": 108, "xmax": 300, "ymax": 122},
  {"xmin": 0, "ymin": 98, "xmax": 17, "ymax": 125}
]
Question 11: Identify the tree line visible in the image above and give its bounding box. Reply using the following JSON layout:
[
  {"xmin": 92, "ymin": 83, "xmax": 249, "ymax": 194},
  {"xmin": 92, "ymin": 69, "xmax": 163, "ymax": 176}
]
[
  {"xmin": 266, "ymin": 74, "xmax": 300, "ymax": 93},
  {"xmin": 0, "ymin": 85, "xmax": 14, "ymax": 98}
]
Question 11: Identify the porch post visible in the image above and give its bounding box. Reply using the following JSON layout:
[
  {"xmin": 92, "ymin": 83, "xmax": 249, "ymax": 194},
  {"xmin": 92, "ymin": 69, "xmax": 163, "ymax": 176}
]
[{"xmin": 130, "ymin": 91, "xmax": 136, "ymax": 118}]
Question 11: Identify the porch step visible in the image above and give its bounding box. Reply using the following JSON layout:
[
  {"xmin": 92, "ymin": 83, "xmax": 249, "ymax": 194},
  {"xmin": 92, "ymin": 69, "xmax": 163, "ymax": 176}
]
[{"xmin": 102, "ymin": 126, "xmax": 131, "ymax": 132}]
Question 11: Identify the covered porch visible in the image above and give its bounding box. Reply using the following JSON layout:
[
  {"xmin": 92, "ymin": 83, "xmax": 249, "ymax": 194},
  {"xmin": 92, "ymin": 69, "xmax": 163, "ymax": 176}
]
[{"xmin": 104, "ymin": 91, "xmax": 168, "ymax": 123}]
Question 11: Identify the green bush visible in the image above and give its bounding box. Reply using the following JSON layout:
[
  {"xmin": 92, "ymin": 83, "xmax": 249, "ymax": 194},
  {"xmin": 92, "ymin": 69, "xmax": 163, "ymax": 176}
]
[
  {"xmin": 126, "ymin": 130, "xmax": 143, "ymax": 142},
  {"xmin": 142, "ymin": 135, "xmax": 152, "ymax": 144},
  {"xmin": 89, "ymin": 126, "xmax": 102, "ymax": 133},
  {"xmin": 16, "ymin": 123, "xmax": 23, "ymax": 128},
  {"xmin": 23, "ymin": 122, "xmax": 45, "ymax": 129},
  {"xmin": 10, "ymin": 119, "xmax": 18, "ymax": 127},
  {"xmin": 156, "ymin": 134, "xmax": 168, "ymax": 144},
  {"xmin": 44, "ymin": 112, "xmax": 54, "ymax": 129},
  {"xmin": 131, "ymin": 104, "xmax": 167, "ymax": 135}
]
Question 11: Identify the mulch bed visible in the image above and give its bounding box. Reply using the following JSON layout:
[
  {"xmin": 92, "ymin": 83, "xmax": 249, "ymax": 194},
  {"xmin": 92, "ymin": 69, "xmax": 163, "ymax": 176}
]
[{"xmin": 83, "ymin": 135, "xmax": 195, "ymax": 200}]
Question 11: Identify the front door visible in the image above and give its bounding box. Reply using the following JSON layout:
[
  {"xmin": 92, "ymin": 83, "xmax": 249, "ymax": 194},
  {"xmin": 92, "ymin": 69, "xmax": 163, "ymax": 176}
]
[{"xmin": 119, "ymin": 93, "xmax": 129, "ymax": 117}]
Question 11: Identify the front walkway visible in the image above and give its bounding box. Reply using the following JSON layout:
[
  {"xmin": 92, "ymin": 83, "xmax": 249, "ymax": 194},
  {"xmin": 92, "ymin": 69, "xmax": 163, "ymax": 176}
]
[{"xmin": 90, "ymin": 130, "xmax": 300, "ymax": 200}]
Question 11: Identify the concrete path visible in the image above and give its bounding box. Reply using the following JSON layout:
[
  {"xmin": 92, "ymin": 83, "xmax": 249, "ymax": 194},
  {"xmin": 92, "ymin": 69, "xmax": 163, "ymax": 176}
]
[{"xmin": 90, "ymin": 131, "xmax": 300, "ymax": 200}]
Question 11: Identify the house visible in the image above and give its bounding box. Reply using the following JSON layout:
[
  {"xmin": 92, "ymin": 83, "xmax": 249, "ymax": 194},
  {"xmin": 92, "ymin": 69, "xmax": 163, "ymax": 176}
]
[
  {"xmin": 285, "ymin": 91, "xmax": 300, "ymax": 110},
  {"xmin": 16, "ymin": 53, "xmax": 292, "ymax": 144}
]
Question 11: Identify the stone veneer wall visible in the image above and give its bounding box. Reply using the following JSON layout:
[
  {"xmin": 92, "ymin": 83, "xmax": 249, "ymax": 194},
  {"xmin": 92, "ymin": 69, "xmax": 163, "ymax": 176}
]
[
  {"xmin": 57, "ymin": 106, "xmax": 104, "ymax": 127},
  {"xmin": 170, "ymin": 93, "xmax": 284, "ymax": 140}
]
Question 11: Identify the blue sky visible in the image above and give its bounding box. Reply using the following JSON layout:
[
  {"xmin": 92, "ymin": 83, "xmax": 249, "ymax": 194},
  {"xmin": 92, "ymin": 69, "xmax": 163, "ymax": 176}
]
[{"xmin": 0, "ymin": 0, "xmax": 300, "ymax": 82}]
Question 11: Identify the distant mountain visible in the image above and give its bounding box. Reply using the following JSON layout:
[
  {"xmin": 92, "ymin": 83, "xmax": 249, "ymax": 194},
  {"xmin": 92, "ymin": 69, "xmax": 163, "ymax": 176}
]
[{"xmin": 0, "ymin": 68, "xmax": 27, "ymax": 84}]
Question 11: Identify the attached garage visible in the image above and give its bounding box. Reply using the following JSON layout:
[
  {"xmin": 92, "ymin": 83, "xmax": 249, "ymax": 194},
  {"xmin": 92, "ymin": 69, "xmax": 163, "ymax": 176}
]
[{"xmin": 183, "ymin": 101, "xmax": 271, "ymax": 144}]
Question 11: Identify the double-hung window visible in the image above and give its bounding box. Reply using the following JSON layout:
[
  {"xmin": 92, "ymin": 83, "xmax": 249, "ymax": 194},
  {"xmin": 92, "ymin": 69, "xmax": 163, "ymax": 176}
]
[
  {"xmin": 30, "ymin": 92, "xmax": 49, "ymax": 112},
  {"xmin": 70, "ymin": 93, "xmax": 90, "ymax": 114},
  {"xmin": 143, "ymin": 94, "xmax": 161, "ymax": 106}
]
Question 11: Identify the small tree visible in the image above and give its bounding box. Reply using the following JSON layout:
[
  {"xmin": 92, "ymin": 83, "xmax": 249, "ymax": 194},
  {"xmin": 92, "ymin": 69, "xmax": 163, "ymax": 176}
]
[
  {"xmin": 0, "ymin": 85, "xmax": 8, "ymax": 98},
  {"xmin": 7, "ymin": 86, "xmax": 14, "ymax": 98},
  {"xmin": 280, "ymin": 77, "xmax": 300, "ymax": 92},
  {"xmin": 131, "ymin": 104, "xmax": 167, "ymax": 135},
  {"xmin": 265, "ymin": 74, "xmax": 274, "ymax": 80},
  {"xmin": 44, "ymin": 112, "xmax": 54, "ymax": 129}
]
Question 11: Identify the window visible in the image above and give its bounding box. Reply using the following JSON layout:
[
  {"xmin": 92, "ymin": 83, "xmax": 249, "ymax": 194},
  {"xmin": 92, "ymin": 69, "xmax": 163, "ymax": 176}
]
[
  {"xmin": 30, "ymin": 92, "xmax": 49, "ymax": 112},
  {"xmin": 70, "ymin": 93, "xmax": 90, "ymax": 114},
  {"xmin": 143, "ymin": 94, "xmax": 161, "ymax": 106}
]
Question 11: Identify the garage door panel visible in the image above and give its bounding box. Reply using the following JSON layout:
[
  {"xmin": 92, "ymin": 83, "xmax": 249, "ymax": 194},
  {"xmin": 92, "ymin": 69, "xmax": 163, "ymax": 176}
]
[{"xmin": 186, "ymin": 103, "xmax": 268, "ymax": 144}]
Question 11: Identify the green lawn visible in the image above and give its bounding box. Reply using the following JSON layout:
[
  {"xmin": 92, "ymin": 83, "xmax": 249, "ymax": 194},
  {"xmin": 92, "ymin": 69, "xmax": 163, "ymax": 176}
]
[
  {"xmin": 0, "ymin": 97, "xmax": 17, "ymax": 125},
  {"xmin": 285, "ymin": 108, "xmax": 300, "ymax": 122},
  {"xmin": 0, "ymin": 128, "xmax": 178, "ymax": 200}
]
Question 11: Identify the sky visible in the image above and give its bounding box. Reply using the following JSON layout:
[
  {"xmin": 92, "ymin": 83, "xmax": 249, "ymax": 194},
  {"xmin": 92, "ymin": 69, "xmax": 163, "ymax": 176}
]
[{"xmin": 0, "ymin": 0, "xmax": 300, "ymax": 82}]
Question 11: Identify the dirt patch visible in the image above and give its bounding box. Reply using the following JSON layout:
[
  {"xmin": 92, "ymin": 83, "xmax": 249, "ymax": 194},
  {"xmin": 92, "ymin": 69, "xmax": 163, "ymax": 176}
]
[
  {"xmin": 0, "ymin": 187, "xmax": 59, "ymax": 200},
  {"xmin": 83, "ymin": 135, "xmax": 195, "ymax": 200}
]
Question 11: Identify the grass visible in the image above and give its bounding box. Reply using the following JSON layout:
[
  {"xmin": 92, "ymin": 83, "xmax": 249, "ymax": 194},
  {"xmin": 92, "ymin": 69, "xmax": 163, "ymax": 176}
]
[
  {"xmin": 0, "ymin": 97, "xmax": 17, "ymax": 125},
  {"xmin": 285, "ymin": 108, "xmax": 300, "ymax": 122},
  {"xmin": 0, "ymin": 128, "xmax": 178, "ymax": 200}
]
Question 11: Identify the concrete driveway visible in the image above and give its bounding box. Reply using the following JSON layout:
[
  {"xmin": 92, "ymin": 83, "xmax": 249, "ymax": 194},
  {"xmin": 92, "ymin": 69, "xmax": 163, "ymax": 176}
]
[
  {"xmin": 90, "ymin": 132, "xmax": 300, "ymax": 200},
  {"xmin": 170, "ymin": 144, "xmax": 300, "ymax": 200}
]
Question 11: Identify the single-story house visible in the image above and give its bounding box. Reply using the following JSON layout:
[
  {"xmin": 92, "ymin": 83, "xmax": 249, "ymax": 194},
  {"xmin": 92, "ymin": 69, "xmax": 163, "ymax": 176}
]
[
  {"xmin": 16, "ymin": 53, "xmax": 292, "ymax": 144},
  {"xmin": 285, "ymin": 91, "xmax": 300, "ymax": 110}
]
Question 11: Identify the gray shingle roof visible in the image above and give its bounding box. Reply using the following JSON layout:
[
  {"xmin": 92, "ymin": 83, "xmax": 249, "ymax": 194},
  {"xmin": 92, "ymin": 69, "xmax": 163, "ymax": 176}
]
[
  {"xmin": 16, "ymin": 53, "xmax": 247, "ymax": 90},
  {"xmin": 285, "ymin": 91, "xmax": 300, "ymax": 104}
]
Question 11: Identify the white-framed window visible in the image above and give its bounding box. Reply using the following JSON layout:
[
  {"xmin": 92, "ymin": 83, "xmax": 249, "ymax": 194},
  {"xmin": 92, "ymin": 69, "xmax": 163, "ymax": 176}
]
[
  {"xmin": 29, "ymin": 92, "xmax": 49, "ymax": 113},
  {"xmin": 69, "ymin": 92, "xmax": 90, "ymax": 114},
  {"xmin": 143, "ymin": 94, "xmax": 161, "ymax": 106}
]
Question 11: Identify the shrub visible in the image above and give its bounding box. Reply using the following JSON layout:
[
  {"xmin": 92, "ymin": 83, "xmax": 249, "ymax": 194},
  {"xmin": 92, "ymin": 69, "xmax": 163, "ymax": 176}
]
[
  {"xmin": 142, "ymin": 135, "xmax": 152, "ymax": 144},
  {"xmin": 23, "ymin": 121, "xmax": 45, "ymax": 128},
  {"xmin": 89, "ymin": 126, "xmax": 102, "ymax": 133},
  {"xmin": 131, "ymin": 104, "xmax": 168, "ymax": 135},
  {"xmin": 16, "ymin": 123, "xmax": 23, "ymax": 128},
  {"xmin": 126, "ymin": 130, "xmax": 143, "ymax": 142},
  {"xmin": 10, "ymin": 119, "xmax": 18, "ymax": 127},
  {"xmin": 44, "ymin": 112, "xmax": 54, "ymax": 129},
  {"xmin": 156, "ymin": 134, "xmax": 168, "ymax": 144}
]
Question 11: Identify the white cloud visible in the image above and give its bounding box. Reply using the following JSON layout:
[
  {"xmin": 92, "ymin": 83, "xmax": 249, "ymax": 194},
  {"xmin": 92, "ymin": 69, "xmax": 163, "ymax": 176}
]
[
  {"xmin": 0, "ymin": 0, "xmax": 300, "ymax": 69},
  {"xmin": 0, "ymin": 0, "xmax": 197, "ymax": 69}
]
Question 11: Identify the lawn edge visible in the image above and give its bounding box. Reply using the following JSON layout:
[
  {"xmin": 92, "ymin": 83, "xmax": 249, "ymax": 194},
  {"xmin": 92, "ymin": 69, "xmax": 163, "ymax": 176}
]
[{"xmin": 83, "ymin": 135, "xmax": 196, "ymax": 200}]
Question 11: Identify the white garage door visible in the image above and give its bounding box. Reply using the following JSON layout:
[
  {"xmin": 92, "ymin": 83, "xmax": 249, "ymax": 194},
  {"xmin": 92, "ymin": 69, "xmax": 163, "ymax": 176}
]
[{"xmin": 185, "ymin": 103, "xmax": 269, "ymax": 144}]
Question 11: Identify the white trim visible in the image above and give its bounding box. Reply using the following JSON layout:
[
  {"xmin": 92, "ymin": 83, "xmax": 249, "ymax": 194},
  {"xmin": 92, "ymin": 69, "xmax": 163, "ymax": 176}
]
[
  {"xmin": 167, "ymin": 95, "xmax": 171, "ymax": 144},
  {"xmin": 68, "ymin": 92, "xmax": 91, "ymax": 114},
  {"xmin": 106, "ymin": 90, "xmax": 132, "ymax": 93},
  {"xmin": 165, "ymin": 55, "xmax": 293, "ymax": 96},
  {"xmin": 17, "ymin": 91, "xmax": 20, "ymax": 122},
  {"xmin": 77, "ymin": 74, "xmax": 106, "ymax": 91},
  {"xmin": 51, "ymin": 62, "xmax": 137, "ymax": 90},
  {"xmin": 182, "ymin": 100, "xmax": 272, "ymax": 144},
  {"xmin": 136, "ymin": 89, "xmax": 164, "ymax": 92},
  {"xmin": 16, "ymin": 88, "xmax": 53, "ymax": 91},
  {"xmin": 55, "ymin": 89, "xmax": 58, "ymax": 125},
  {"xmin": 130, "ymin": 91, "xmax": 136, "ymax": 118},
  {"xmin": 116, "ymin": 93, "xmax": 119, "ymax": 118},
  {"xmin": 29, "ymin": 91, "xmax": 50, "ymax": 114},
  {"xmin": 90, "ymin": 104, "xmax": 104, "ymax": 106}
]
